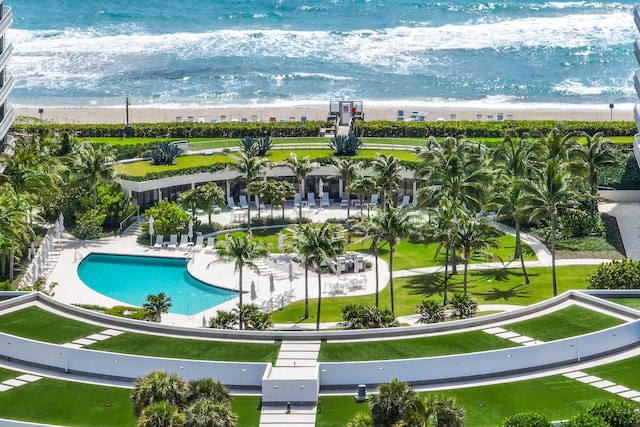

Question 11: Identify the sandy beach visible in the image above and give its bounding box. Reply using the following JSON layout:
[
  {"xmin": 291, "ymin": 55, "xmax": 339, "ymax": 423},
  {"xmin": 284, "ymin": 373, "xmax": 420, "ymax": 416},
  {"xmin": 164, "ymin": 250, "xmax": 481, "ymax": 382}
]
[{"xmin": 14, "ymin": 103, "xmax": 635, "ymax": 125}]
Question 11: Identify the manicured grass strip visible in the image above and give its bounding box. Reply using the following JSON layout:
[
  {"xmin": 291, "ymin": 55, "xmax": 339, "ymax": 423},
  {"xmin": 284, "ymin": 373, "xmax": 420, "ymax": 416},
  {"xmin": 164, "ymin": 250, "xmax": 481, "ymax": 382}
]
[
  {"xmin": 0, "ymin": 306, "xmax": 105, "ymax": 344},
  {"xmin": 586, "ymin": 355, "xmax": 640, "ymax": 389},
  {"xmin": 318, "ymin": 330, "xmax": 518, "ymax": 362},
  {"xmin": 0, "ymin": 377, "xmax": 136, "ymax": 426},
  {"xmin": 605, "ymin": 297, "xmax": 640, "ymax": 310},
  {"xmin": 506, "ymin": 304, "xmax": 625, "ymax": 342},
  {"xmin": 0, "ymin": 367, "xmax": 22, "ymax": 383},
  {"xmin": 271, "ymin": 265, "xmax": 598, "ymax": 324},
  {"xmin": 316, "ymin": 375, "xmax": 625, "ymax": 426},
  {"xmin": 88, "ymin": 333, "xmax": 280, "ymax": 363},
  {"xmin": 231, "ymin": 396, "xmax": 262, "ymax": 426}
]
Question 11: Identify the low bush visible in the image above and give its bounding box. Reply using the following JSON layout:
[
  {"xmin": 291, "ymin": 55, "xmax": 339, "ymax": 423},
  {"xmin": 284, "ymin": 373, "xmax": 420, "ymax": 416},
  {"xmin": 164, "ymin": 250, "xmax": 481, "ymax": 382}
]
[
  {"xmin": 588, "ymin": 259, "xmax": 640, "ymax": 290},
  {"xmin": 502, "ymin": 412, "xmax": 550, "ymax": 427},
  {"xmin": 340, "ymin": 304, "xmax": 398, "ymax": 329},
  {"xmin": 585, "ymin": 399, "xmax": 640, "ymax": 427}
]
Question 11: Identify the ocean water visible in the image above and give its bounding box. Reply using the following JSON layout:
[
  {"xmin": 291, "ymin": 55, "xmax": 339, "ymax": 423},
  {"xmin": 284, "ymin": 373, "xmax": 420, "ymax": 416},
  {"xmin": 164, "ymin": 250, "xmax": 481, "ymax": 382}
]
[{"xmin": 6, "ymin": 0, "xmax": 639, "ymax": 109}]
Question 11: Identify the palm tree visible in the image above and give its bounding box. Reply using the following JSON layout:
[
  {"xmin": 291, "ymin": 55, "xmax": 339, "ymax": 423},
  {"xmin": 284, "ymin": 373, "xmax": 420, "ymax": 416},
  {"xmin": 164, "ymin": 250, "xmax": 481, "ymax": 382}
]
[
  {"xmin": 178, "ymin": 188, "xmax": 201, "ymax": 218},
  {"xmin": 131, "ymin": 371, "xmax": 189, "ymax": 415},
  {"xmin": 372, "ymin": 154, "xmax": 402, "ymax": 206},
  {"xmin": 137, "ymin": 401, "xmax": 184, "ymax": 427},
  {"xmin": 198, "ymin": 182, "xmax": 226, "ymax": 225},
  {"xmin": 332, "ymin": 157, "xmax": 360, "ymax": 218},
  {"xmin": 575, "ymin": 131, "xmax": 617, "ymax": 197},
  {"xmin": 284, "ymin": 153, "xmax": 318, "ymax": 224},
  {"xmin": 348, "ymin": 176, "xmax": 377, "ymax": 215},
  {"xmin": 229, "ymin": 150, "xmax": 269, "ymax": 231},
  {"xmin": 183, "ymin": 400, "xmax": 237, "ymax": 427},
  {"xmin": 142, "ymin": 292, "xmax": 173, "ymax": 322},
  {"xmin": 401, "ymin": 394, "xmax": 465, "ymax": 427},
  {"xmin": 187, "ymin": 378, "xmax": 231, "ymax": 406},
  {"xmin": 455, "ymin": 214, "xmax": 501, "ymax": 294},
  {"xmin": 349, "ymin": 214, "xmax": 384, "ymax": 308},
  {"xmin": 288, "ymin": 223, "xmax": 345, "ymax": 329},
  {"xmin": 0, "ymin": 185, "xmax": 34, "ymax": 281},
  {"xmin": 73, "ymin": 141, "xmax": 116, "ymax": 209},
  {"xmin": 525, "ymin": 159, "xmax": 578, "ymax": 296},
  {"xmin": 369, "ymin": 378, "xmax": 417, "ymax": 427},
  {"xmin": 373, "ymin": 203, "xmax": 413, "ymax": 317},
  {"xmin": 214, "ymin": 233, "xmax": 268, "ymax": 329}
]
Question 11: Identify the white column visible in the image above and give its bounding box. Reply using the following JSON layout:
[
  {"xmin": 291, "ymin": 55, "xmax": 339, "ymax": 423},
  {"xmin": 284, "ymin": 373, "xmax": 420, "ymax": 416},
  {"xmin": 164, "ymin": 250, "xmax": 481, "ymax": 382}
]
[{"xmin": 338, "ymin": 179, "xmax": 343, "ymax": 197}]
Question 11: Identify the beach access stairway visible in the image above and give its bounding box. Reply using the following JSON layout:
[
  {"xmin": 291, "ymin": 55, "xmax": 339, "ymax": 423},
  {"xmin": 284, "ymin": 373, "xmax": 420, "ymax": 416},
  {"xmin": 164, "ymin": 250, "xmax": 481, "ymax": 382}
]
[{"xmin": 259, "ymin": 341, "xmax": 320, "ymax": 426}]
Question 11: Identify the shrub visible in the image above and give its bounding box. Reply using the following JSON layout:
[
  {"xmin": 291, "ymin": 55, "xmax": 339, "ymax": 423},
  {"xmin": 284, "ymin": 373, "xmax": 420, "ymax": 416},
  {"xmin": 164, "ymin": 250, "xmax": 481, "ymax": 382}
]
[
  {"xmin": 72, "ymin": 208, "xmax": 106, "ymax": 240},
  {"xmin": 0, "ymin": 280, "xmax": 12, "ymax": 291},
  {"xmin": 585, "ymin": 399, "xmax": 640, "ymax": 427},
  {"xmin": 105, "ymin": 305, "xmax": 148, "ymax": 320},
  {"xmin": 449, "ymin": 293, "xmax": 478, "ymax": 319},
  {"xmin": 143, "ymin": 200, "xmax": 191, "ymax": 236},
  {"xmin": 502, "ymin": 412, "xmax": 551, "ymax": 427},
  {"xmin": 588, "ymin": 259, "xmax": 640, "ymax": 290},
  {"xmin": 239, "ymin": 135, "xmax": 272, "ymax": 156},
  {"xmin": 329, "ymin": 134, "xmax": 363, "ymax": 156},
  {"xmin": 559, "ymin": 211, "xmax": 606, "ymax": 239},
  {"xmin": 148, "ymin": 142, "xmax": 182, "ymax": 165},
  {"xmin": 416, "ymin": 299, "xmax": 446, "ymax": 323},
  {"xmin": 340, "ymin": 304, "xmax": 398, "ymax": 329},
  {"xmin": 369, "ymin": 378, "xmax": 416, "ymax": 427},
  {"xmin": 563, "ymin": 411, "xmax": 610, "ymax": 427},
  {"xmin": 208, "ymin": 304, "xmax": 272, "ymax": 330}
]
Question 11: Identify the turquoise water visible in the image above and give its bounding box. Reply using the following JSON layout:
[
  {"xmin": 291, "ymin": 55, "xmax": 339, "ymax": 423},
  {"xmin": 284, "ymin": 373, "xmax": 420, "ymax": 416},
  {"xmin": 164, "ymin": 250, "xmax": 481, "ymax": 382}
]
[
  {"xmin": 7, "ymin": 0, "xmax": 637, "ymax": 108},
  {"xmin": 77, "ymin": 253, "xmax": 237, "ymax": 315}
]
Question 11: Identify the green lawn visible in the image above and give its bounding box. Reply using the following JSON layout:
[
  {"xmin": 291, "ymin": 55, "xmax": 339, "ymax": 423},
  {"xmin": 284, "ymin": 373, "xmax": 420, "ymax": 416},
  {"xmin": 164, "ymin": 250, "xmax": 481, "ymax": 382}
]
[
  {"xmin": 319, "ymin": 330, "xmax": 518, "ymax": 362},
  {"xmin": 318, "ymin": 305, "xmax": 620, "ymax": 362},
  {"xmin": 270, "ymin": 265, "xmax": 600, "ymax": 324},
  {"xmin": 506, "ymin": 304, "xmax": 624, "ymax": 341},
  {"xmin": 231, "ymin": 396, "xmax": 262, "ymax": 426},
  {"xmin": 316, "ymin": 374, "xmax": 629, "ymax": 426},
  {"xmin": 586, "ymin": 355, "xmax": 640, "ymax": 389},
  {"xmin": 88, "ymin": 333, "xmax": 280, "ymax": 363},
  {"xmin": 605, "ymin": 297, "xmax": 640, "ymax": 310},
  {"xmin": 0, "ymin": 306, "xmax": 105, "ymax": 343}
]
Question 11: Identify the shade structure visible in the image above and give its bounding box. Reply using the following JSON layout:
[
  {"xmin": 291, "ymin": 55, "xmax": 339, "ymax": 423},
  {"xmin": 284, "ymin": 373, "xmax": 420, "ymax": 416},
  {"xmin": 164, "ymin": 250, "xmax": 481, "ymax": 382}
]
[{"xmin": 251, "ymin": 281, "xmax": 258, "ymax": 301}]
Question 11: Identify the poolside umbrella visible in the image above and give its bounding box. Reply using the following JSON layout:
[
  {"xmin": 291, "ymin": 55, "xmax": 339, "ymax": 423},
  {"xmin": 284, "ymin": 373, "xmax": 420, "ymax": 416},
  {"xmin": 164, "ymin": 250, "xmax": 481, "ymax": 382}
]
[
  {"xmin": 318, "ymin": 179, "xmax": 324, "ymax": 210},
  {"xmin": 58, "ymin": 213, "xmax": 65, "ymax": 232},
  {"xmin": 251, "ymin": 280, "xmax": 258, "ymax": 301},
  {"xmin": 288, "ymin": 262, "xmax": 294, "ymax": 291},
  {"xmin": 269, "ymin": 273, "xmax": 275, "ymax": 311},
  {"xmin": 187, "ymin": 217, "xmax": 193, "ymax": 241},
  {"xmin": 278, "ymin": 231, "xmax": 284, "ymax": 252},
  {"xmin": 28, "ymin": 242, "xmax": 34, "ymax": 262},
  {"xmin": 148, "ymin": 216, "xmax": 155, "ymax": 245}
]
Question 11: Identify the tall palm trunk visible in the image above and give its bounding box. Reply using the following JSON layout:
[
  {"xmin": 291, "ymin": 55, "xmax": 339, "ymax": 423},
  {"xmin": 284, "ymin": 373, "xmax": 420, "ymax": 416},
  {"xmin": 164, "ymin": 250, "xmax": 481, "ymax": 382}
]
[
  {"xmin": 298, "ymin": 179, "xmax": 303, "ymax": 225},
  {"xmin": 246, "ymin": 197, "xmax": 252, "ymax": 231},
  {"xmin": 374, "ymin": 246, "xmax": 380, "ymax": 308},
  {"xmin": 389, "ymin": 244, "xmax": 395, "ymax": 317},
  {"xmin": 514, "ymin": 219, "xmax": 530, "ymax": 284},
  {"xmin": 304, "ymin": 266, "xmax": 309, "ymax": 319},
  {"xmin": 463, "ymin": 259, "xmax": 469, "ymax": 295},
  {"xmin": 450, "ymin": 247, "xmax": 458, "ymax": 275},
  {"xmin": 316, "ymin": 271, "xmax": 322, "ymax": 330},
  {"xmin": 345, "ymin": 190, "xmax": 351, "ymax": 218},
  {"xmin": 443, "ymin": 248, "xmax": 450, "ymax": 304},
  {"xmin": 238, "ymin": 268, "xmax": 244, "ymax": 330},
  {"xmin": 551, "ymin": 212, "xmax": 558, "ymax": 296},
  {"xmin": 9, "ymin": 238, "xmax": 14, "ymax": 282}
]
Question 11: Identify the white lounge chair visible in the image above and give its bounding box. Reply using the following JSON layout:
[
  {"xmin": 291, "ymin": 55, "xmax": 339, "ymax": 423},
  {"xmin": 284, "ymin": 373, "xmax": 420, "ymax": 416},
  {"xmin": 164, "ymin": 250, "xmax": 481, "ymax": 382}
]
[
  {"xmin": 192, "ymin": 235, "xmax": 204, "ymax": 252},
  {"xmin": 293, "ymin": 193, "xmax": 300, "ymax": 208},
  {"xmin": 227, "ymin": 196, "xmax": 240, "ymax": 211},
  {"xmin": 153, "ymin": 234, "xmax": 164, "ymax": 249},
  {"xmin": 239, "ymin": 195, "xmax": 248, "ymax": 209},
  {"xmin": 307, "ymin": 192, "xmax": 316, "ymax": 208},
  {"xmin": 340, "ymin": 198, "xmax": 349, "ymax": 208},
  {"xmin": 166, "ymin": 234, "xmax": 178, "ymax": 250},
  {"xmin": 179, "ymin": 234, "xmax": 190, "ymax": 248},
  {"xmin": 367, "ymin": 193, "xmax": 379, "ymax": 208},
  {"xmin": 321, "ymin": 193, "xmax": 330, "ymax": 208},
  {"xmin": 204, "ymin": 237, "xmax": 216, "ymax": 253},
  {"xmin": 397, "ymin": 195, "xmax": 410, "ymax": 208},
  {"xmin": 255, "ymin": 195, "xmax": 266, "ymax": 211}
]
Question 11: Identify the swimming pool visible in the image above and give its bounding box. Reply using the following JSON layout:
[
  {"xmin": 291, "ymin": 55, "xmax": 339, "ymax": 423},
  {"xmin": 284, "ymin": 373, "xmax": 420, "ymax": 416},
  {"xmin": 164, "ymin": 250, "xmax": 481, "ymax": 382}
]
[{"xmin": 77, "ymin": 253, "xmax": 237, "ymax": 315}]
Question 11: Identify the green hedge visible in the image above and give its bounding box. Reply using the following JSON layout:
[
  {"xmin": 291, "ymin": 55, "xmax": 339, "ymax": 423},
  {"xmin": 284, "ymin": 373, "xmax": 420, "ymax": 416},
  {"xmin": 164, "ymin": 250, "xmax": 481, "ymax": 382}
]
[
  {"xmin": 11, "ymin": 121, "xmax": 325, "ymax": 139},
  {"xmin": 356, "ymin": 120, "xmax": 637, "ymax": 138},
  {"xmin": 118, "ymin": 163, "xmax": 230, "ymax": 182},
  {"xmin": 598, "ymin": 147, "xmax": 640, "ymax": 190}
]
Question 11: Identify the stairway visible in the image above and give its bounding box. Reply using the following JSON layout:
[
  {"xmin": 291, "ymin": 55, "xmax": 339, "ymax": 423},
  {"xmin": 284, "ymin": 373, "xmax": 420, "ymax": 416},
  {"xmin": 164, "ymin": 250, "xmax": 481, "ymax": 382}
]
[
  {"xmin": 120, "ymin": 220, "xmax": 141, "ymax": 238},
  {"xmin": 259, "ymin": 341, "xmax": 320, "ymax": 426}
]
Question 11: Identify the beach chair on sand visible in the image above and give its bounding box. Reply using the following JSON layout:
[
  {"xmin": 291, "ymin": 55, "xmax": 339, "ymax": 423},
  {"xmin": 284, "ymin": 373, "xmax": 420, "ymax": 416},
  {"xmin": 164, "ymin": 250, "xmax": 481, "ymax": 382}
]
[
  {"xmin": 166, "ymin": 234, "xmax": 178, "ymax": 250},
  {"xmin": 307, "ymin": 192, "xmax": 316, "ymax": 208},
  {"xmin": 204, "ymin": 237, "xmax": 216, "ymax": 254},
  {"xmin": 321, "ymin": 193, "xmax": 330, "ymax": 208},
  {"xmin": 239, "ymin": 195, "xmax": 248, "ymax": 209},
  {"xmin": 227, "ymin": 196, "xmax": 240, "ymax": 211},
  {"xmin": 192, "ymin": 235, "xmax": 204, "ymax": 252},
  {"xmin": 153, "ymin": 235, "xmax": 164, "ymax": 249}
]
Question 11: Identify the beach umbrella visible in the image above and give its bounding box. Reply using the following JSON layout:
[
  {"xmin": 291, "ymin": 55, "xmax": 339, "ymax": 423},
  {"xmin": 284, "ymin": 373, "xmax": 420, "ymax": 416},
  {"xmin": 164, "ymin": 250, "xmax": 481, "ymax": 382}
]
[
  {"xmin": 148, "ymin": 216, "xmax": 155, "ymax": 245},
  {"xmin": 251, "ymin": 281, "xmax": 258, "ymax": 301},
  {"xmin": 187, "ymin": 217, "xmax": 193, "ymax": 241},
  {"xmin": 288, "ymin": 262, "xmax": 294, "ymax": 291}
]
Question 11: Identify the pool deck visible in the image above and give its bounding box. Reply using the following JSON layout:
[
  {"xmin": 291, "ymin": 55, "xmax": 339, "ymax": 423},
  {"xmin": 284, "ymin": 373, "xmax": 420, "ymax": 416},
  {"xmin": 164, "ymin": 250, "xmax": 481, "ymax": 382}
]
[{"xmin": 47, "ymin": 204, "xmax": 391, "ymax": 327}]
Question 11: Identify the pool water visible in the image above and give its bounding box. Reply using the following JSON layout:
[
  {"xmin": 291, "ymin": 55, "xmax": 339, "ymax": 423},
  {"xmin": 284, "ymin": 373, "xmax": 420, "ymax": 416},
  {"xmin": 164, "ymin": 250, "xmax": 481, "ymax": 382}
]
[{"xmin": 77, "ymin": 253, "xmax": 237, "ymax": 315}]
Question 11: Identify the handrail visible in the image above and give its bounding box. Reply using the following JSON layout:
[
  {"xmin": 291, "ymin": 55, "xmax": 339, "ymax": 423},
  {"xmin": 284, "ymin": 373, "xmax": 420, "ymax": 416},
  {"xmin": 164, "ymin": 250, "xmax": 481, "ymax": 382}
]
[{"xmin": 119, "ymin": 207, "xmax": 140, "ymax": 231}]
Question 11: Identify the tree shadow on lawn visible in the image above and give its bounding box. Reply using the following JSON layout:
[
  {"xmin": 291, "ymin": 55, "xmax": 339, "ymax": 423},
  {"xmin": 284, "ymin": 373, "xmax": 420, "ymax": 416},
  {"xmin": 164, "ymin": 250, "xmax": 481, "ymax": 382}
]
[{"xmin": 403, "ymin": 268, "xmax": 538, "ymax": 303}]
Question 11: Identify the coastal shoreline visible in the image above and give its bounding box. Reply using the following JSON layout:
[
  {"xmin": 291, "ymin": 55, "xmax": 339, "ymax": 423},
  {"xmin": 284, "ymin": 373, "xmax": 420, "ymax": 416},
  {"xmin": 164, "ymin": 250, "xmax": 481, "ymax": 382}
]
[{"xmin": 14, "ymin": 103, "xmax": 635, "ymax": 125}]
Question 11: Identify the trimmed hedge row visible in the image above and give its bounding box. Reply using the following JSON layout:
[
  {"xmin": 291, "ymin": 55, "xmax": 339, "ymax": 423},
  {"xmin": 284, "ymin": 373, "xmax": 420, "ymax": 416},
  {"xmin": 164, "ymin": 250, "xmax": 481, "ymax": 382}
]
[
  {"xmin": 11, "ymin": 121, "xmax": 326, "ymax": 139},
  {"xmin": 357, "ymin": 120, "xmax": 637, "ymax": 138}
]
